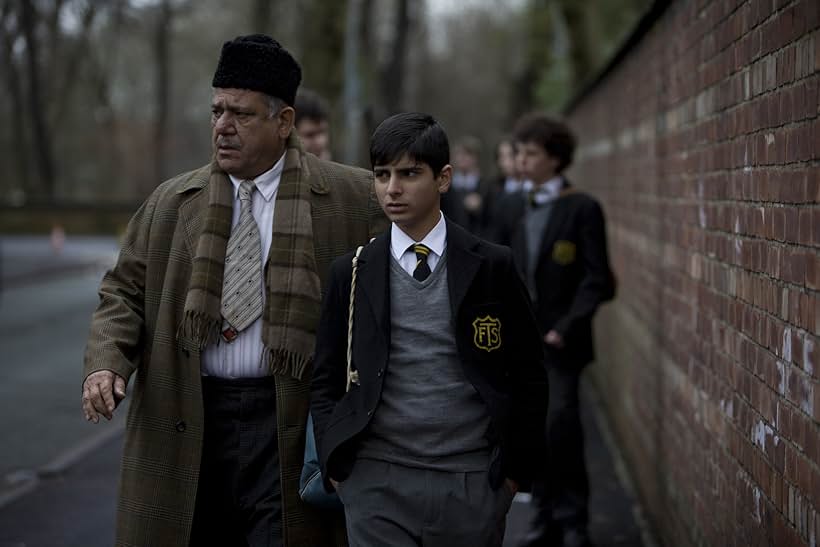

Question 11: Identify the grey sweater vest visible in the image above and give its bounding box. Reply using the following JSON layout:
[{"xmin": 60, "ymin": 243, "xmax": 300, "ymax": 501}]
[{"xmin": 357, "ymin": 252, "xmax": 492, "ymax": 471}]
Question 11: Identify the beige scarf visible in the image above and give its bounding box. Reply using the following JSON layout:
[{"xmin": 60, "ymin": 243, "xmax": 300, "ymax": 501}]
[{"xmin": 178, "ymin": 133, "xmax": 321, "ymax": 380}]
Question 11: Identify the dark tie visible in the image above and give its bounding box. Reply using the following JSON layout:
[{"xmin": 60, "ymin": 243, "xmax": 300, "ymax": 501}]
[{"xmin": 412, "ymin": 243, "xmax": 432, "ymax": 281}]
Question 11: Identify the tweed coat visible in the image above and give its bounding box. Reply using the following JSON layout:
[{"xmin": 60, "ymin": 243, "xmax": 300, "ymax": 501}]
[{"xmin": 84, "ymin": 140, "xmax": 387, "ymax": 547}]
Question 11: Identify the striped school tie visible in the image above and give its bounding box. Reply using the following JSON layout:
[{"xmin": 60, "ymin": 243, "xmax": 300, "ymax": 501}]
[
  {"xmin": 412, "ymin": 243, "xmax": 432, "ymax": 281},
  {"xmin": 221, "ymin": 180, "xmax": 263, "ymax": 334}
]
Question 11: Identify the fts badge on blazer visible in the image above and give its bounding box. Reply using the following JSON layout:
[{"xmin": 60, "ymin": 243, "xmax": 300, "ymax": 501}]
[{"xmin": 473, "ymin": 315, "xmax": 502, "ymax": 352}]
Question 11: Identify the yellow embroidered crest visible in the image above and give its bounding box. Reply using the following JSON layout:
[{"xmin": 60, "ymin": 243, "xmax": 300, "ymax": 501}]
[
  {"xmin": 473, "ymin": 315, "xmax": 502, "ymax": 352},
  {"xmin": 552, "ymin": 240, "xmax": 576, "ymax": 265}
]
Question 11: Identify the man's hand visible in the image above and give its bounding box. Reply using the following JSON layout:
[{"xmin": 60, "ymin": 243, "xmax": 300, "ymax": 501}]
[
  {"xmin": 544, "ymin": 330, "xmax": 564, "ymax": 348},
  {"xmin": 330, "ymin": 478, "xmax": 340, "ymax": 490},
  {"xmin": 82, "ymin": 370, "xmax": 126, "ymax": 423},
  {"xmin": 505, "ymin": 478, "xmax": 519, "ymax": 496}
]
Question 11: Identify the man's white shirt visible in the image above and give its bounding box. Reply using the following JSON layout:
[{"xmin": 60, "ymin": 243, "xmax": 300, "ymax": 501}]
[{"xmin": 201, "ymin": 153, "xmax": 285, "ymax": 378}]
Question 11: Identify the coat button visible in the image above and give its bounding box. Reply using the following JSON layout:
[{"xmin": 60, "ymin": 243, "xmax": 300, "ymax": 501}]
[
  {"xmin": 175, "ymin": 420, "xmax": 186, "ymax": 432},
  {"xmin": 376, "ymin": 369, "xmax": 383, "ymax": 377},
  {"xmin": 367, "ymin": 410, "xmax": 373, "ymax": 416}
]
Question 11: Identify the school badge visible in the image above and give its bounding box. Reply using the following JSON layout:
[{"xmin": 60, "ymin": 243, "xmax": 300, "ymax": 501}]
[
  {"xmin": 473, "ymin": 315, "xmax": 502, "ymax": 352},
  {"xmin": 552, "ymin": 240, "xmax": 576, "ymax": 265}
]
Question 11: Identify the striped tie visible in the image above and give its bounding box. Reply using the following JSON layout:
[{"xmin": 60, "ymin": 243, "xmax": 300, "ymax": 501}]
[
  {"xmin": 412, "ymin": 243, "xmax": 432, "ymax": 281},
  {"xmin": 221, "ymin": 180, "xmax": 263, "ymax": 334}
]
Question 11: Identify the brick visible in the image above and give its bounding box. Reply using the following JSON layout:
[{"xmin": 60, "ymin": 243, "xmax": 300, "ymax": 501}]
[
  {"xmin": 790, "ymin": 249, "xmax": 808, "ymax": 285},
  {"xmin": 784, "ymin": 208, "xmax": 800, "ymax": 242},
  {"xmin": 798, "ymin": 209, "xmax": 814, "ymax": 246}
]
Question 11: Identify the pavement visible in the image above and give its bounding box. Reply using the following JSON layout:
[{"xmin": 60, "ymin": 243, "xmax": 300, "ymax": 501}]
[
  {"xmin": 0, "ymin": 234, "xmax": 655, "ymax": 547},
  {"xmin": 0, "ymin": 234, "xmax": 119, "ymax": 291}
]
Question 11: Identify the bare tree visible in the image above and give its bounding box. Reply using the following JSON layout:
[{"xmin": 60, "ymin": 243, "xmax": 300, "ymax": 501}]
[
  {"xmin": 52, "ymin": 1, "xmax": 98, "ymax": 126},
  {"xmin": 379, "ymin": 0, "xmax": 411, "ymax": 115},
  {"xmin": 0, "ymin": 1, "xmax": 31, "ymax": 193},
  {"xmin": 153, "ymin": 0, "xmax": 173, "ymax": 186},
  {"xmin": 342, "ymin": 0, "xmax": 364, "ymax": 165},
  {"xmin": 20, "ymin": 0, "xmax": 56, "ymax": 197},
  {"xmin": 251, "ymin": 0, "xmax": 274, "ymax": 34}
]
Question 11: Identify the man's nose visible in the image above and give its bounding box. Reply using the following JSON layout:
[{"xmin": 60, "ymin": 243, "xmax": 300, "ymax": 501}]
[{"xmin": 213, "ymin": 113, "xmax": 235, "ymax": 134}]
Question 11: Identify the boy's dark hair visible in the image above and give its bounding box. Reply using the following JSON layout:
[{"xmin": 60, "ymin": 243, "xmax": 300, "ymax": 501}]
[
  {"xmin": 370, "ymin": 112, "xmax": 450, "ymax": 175},
  {"xmin": 294, "ymin": 88, "xmax": 329, "ymax": 125},
  {"xmin": 512, "ymin": 113, "xmax": 577, "ymax": 173}
]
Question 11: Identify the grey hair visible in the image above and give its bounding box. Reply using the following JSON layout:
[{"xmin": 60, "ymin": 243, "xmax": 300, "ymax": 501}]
[
  {"xmin": 210, "ymin": 88, "xmax": 286, "ymax": 119},
  {"xmin": 266, "ymin": 95, "xmax": 286, "ymax": 119}
]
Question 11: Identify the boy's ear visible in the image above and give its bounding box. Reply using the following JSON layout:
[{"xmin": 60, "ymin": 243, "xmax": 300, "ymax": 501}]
[{"xmin": 437, "ymin": 164, "xmax": 453, "ymax": 194}]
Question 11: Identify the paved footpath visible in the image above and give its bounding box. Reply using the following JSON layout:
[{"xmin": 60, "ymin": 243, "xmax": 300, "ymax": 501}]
[
  {"xmin": 0, "ymin": 236, "xmax": 653, "ymax": 546},
  {"xmin": 0, "ymin": 378, "xmax": 654, "ymax": 547}
]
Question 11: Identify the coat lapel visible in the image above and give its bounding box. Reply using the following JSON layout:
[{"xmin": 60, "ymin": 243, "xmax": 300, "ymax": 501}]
[
  {"xmin": 445, "ymin": 219, "xmax": 482, "ymax": 317},
  {"xmin": 176, "ymin": 166, "xmax": 213, "ymax": 255},
  {"xmin": 356, "ymin": 231, "xmax": 391, "ymax": 346},
  {"xmin": 536, "ymin": 181, "xmax": 575, "ymax": 264}
]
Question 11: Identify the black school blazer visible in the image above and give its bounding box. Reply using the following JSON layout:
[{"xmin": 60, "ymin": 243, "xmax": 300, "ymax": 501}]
[
  {"xmin": 493, "ymin": 184, "xmax": 616, "ymax": 367},
  {"xmin": 310, "ymin": 219, "xmax": 548, "ymax": 491}
]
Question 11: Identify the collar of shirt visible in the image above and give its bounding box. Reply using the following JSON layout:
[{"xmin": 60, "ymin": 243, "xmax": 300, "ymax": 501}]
[
  {"xmin": 228, "ymin": 151, "xmax": 286, "ymax": 202},
  {"xmin": 390, "ymin": 212, "xmax": 447, "ymax": 275},
  {"xmin": 530, "ymin": 176, "xmax": 564, "ymax": 206}
]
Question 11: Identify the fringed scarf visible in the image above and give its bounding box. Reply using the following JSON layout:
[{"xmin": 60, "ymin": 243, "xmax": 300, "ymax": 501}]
[{"xmin": 178, "ymin": 132, "xmax": 321, "ymax": 380}]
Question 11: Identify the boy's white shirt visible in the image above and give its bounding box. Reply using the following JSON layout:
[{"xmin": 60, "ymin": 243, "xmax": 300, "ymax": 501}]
[{"xmin": 390, "ymin": 211, "xmax": 448, "ymax": 275}]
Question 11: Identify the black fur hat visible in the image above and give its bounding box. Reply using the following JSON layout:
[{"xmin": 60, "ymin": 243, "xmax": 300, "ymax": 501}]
[{"xmin": 212, "ymin": 34, "xmax": 302, "ymax": 106}]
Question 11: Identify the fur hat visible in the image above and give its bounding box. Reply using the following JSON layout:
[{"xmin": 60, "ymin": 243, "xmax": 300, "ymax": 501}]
[{"xmin": 212, "ymin": 34, "xmax": 302, "ymax": 106}]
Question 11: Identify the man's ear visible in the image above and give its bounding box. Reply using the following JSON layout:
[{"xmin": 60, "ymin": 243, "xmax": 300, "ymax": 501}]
[
  {"xmin": 277, "ymin": 106, "xmax": 295, "ymax": 138},
  {"xmin": 437, "ymin": 164, "xmax": 453, "ymax": 194}
]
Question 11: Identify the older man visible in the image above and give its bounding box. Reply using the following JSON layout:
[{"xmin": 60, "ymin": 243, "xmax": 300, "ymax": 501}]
[{"xmin": 82, "ymin": 34, "xmax": 386, "ymax": 546}]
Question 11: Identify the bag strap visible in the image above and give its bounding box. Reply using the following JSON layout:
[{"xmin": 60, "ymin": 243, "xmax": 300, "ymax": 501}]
[{"xmin": 346, "ymin": 244, "xmax": 366, "ymax": 391}]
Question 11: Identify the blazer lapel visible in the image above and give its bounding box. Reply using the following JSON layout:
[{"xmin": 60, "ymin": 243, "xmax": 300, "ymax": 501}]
[
  {"xmin": 355, "ymin": 232, "xmax": 391, "ymax": 346},
  {"xmin": 535, "ymin": 180, "xmax": 574, "ymax": 263},
  {"xmin": 445, "ymin": 220, "xmax": 482, "ymax": 317}
]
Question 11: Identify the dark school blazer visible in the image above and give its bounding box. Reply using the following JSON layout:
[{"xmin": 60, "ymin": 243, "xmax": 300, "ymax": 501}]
[
  {"xmin": 492, "ymin": 182, "xmax": 616, "ymax": 368},
  {"xmin": 311, "ymin": 219, "xmax": 548, "ymax": 491}
]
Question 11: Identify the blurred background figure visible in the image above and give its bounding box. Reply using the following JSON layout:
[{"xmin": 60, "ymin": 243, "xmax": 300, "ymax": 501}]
[
  {"xmin": 442, "ymin": 136, "xmax": 489, "ymax": 234},
  {"xmin": 499, "ymin": 139, "xmax": 531, "ymax": 194},
  {"xmin": 294, "ymin": 88, "xmax": 332, "ymax": 160},
  {"xmin": 483, "ymin": 137, "xmax": 529, "ymax": 243}
]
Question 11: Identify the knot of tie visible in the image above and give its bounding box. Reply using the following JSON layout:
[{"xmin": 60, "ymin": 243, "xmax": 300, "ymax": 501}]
[
  {"xmin": 239, "ymin": 180, "xmax": 256, "ymax": 202},
  {"xmin": 411, "ymin": 243, "xmax": 432, "ymax": 281}
]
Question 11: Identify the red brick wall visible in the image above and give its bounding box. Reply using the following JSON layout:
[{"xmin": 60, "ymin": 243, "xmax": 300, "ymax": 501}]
[{"xmin": 564, "ymin": 1, "xmax": 819, "ymax": 545}]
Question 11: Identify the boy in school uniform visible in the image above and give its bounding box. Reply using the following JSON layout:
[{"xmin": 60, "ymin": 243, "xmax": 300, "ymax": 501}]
[{"xmin": 310, "ymin": 112, "xmax": 549, "ymax": 546}]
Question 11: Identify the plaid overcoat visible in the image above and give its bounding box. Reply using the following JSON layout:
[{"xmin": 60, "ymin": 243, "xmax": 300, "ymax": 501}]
[{"xmin": 84, "ymin": 143, "xmax": 387, "ymax": 546}]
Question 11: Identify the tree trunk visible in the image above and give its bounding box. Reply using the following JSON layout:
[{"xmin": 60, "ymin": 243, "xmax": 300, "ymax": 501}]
[
  {"xmin": 559, "ymin": 0, "xmax": 593, "ymax": 89},
  {"xmin": 342, "ymin": 0, "xmax": 364, "ymax": 165},
  {"xmin": 380, "ymin": 0, "xmax": 410, "ymax": 115},
  {"xmin": 251, "ymin": 0, "xmax": 274, "ymax": 34},
  {"xmin": 52, "ymin": 2, "xmax": 97, "ymax": 126},
  {"xmin": 0, "ymin": 1, "xmax": 31, "ymax": 193},
  {"xmin": 153, "ymin": 0, "xmax": 172, "ymax": 187},
  {"xmin": 20, "ymin": 0, "xmax": 56, "ymax": 198}
]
